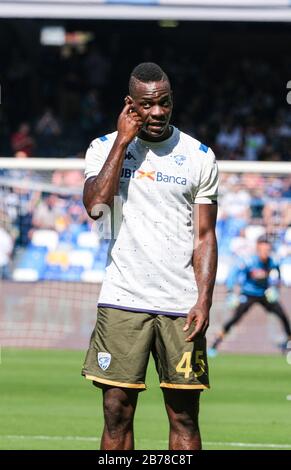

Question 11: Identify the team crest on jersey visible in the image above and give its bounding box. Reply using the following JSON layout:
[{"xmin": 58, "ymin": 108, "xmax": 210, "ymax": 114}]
[
  {"xmin": 173, "ymin": 155, "xmax": 186, "ymax": 166},
  {"xmin": 98, "ymin": 352, "xmax": 111, "ymax": 371}
]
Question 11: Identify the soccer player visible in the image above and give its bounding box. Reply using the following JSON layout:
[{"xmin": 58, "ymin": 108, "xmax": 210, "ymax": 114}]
[
  {"xmin": 82, "ymin": 63, "xmax": 218, "ymax": 450},
  {"xmin": 209, "ymin": 236, "xmax": 291, "ymax": 355}
]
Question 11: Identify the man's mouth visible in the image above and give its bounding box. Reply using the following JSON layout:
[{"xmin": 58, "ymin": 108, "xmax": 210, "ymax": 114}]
[
  {"xmin": 148, "ymin": 121, "xmax": 165, "ymax": 126},
  {"xmin": 147, "ymin": 122, "xmax": 166, "ymax": 131}
]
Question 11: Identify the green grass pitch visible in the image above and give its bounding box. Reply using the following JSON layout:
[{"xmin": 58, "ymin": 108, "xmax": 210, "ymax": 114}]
[{"xmin": 0, "ymin": 349, "xmax": 291, "ymax": 450}]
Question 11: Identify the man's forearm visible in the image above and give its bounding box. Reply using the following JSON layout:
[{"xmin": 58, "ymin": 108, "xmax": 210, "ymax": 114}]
[
  {"xmin": 83, "ymin": 102, "xmax": 143, "ymax": 219},
  {"xmin": 193, "ymin": 233, "xmax": 218, "ymax": 308},
  {"xmin": 83, "ymin": 136, "xmax": 128, "ymax": 216}
]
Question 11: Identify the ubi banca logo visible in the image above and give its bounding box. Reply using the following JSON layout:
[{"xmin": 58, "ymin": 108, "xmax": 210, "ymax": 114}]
[{"xmin": 121, "ymin": 168, "xmax": 187, "ymax": 185}]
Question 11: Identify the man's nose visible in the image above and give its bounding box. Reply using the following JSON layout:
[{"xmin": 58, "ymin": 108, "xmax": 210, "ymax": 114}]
[{"xmin": 151, "ymin": 105, "xmax": 165, "ymax": 119}]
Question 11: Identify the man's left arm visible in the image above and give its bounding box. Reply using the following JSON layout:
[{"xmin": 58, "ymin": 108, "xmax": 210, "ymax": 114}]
[
  {"xmin": 265, "ymin": 260, "xmax": 282, "ymax": 303},
  {"xmin": 184, "ymin": 203, "xmax": 218, "ymax": 341}
]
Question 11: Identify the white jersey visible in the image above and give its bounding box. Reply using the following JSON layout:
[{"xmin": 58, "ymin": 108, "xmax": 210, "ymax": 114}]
[{"xmin": 85, "ymin": 126, "xmax": 218, "ymax": 316}]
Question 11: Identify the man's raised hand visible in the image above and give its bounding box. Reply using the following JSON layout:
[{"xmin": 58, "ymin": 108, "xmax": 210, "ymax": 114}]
[{"xmin": 117, "ymin": 103, "xmax": 143, "ymax": 145}]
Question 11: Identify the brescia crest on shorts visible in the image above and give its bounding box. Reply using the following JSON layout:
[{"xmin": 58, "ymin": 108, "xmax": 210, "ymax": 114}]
[{"xmin": 98, "ymin": 352, "xmax": 111, "ymax": 371}]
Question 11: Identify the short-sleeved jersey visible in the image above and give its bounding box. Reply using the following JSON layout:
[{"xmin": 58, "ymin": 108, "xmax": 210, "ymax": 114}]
[{"xmin": 85, "ymin": 126, "xmax": 218, "ymax": 316}]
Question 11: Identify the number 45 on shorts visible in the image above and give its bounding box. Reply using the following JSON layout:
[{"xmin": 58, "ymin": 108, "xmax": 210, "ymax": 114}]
[{"xmin": 176, "ymin": 351, "xmax": 206, "ymax": 379}]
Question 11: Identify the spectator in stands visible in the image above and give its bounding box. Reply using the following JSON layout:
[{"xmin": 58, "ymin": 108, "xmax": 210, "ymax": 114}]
[
  {"xmin": 263, "ymin": 191, "xmax": 291, "ymax": 230},
  {"xmin": 244, "ymin": 125, "xmax": 266, "ymax": 161},
  {"xmin": 230, "ymin": 227, "xmax": 255, "ymax": 257},
  {"xmin": 14, "ymin": 188, "xmax": 39, "ymax": 247},
  {"xmin": 0, "ymin": 39, "xmax": 290, "ymax": 161},
  {"xmin": 274, "ymin": 117, "xmax": 291, "ymax": 139},
  {"xmin": 216, "ymin": 122, "xmax": 242, "ymax": 154},
  {"xmin": 282, "ymin": 177, "xmax": 291, "ymax": 198},
  {"xmin": 14, "ymin": 150, "xmax": 29, "ymax": 159},
  {"xmin": 249, "ymin": 188, "xmax": 265, "ymax": 221},
  {"xmin": 36, "ymin": 108, "xmax": 62, "ymax": 137},
  {"xmin": 35, "ymin": 108, "xmax": 62, "ymax": 157},
  {"xmin": 68, "ymin": 194, "xmax": 89, "ymax": 228},
  {"xmin": 53, "ymin": 170, "xmax": 82, "ymax": 188},
  {"xmin": 11, "ymin": 123, "xmax": 35, "ymax": 157},
  {"xmin": 219, "ymin": 183, "xmax": 251, "ymax": 220},
  {"xmin": 32, "ymin": 194, "xmax": 64, "ymax": 231}
]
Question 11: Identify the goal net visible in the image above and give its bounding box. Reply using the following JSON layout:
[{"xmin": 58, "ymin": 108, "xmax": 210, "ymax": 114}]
[{"xmin": 0, "ymin": 158, "xmax": 290, "ymax": 352}]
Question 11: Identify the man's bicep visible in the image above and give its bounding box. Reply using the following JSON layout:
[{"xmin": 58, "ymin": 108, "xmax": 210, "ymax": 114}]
[{"xmin": 193, "ymin": 203, "xmax": 217, "ymax": 240}]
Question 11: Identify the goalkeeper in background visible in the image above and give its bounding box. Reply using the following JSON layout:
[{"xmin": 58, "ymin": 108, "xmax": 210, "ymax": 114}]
[{"xmin": 209, "ymin": 236, "xmax": 291, "ymax": 355}]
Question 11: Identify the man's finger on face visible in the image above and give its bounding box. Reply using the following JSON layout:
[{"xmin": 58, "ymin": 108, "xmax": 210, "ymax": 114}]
[
  {"xmin": 130, "ymin": 110, "xmax": 143, "ymax": 121},
  {"xmin": 131, "ymin": 116, "xmax": 143, "ymax": 126},
  {"xmin": 121, "ymin": 103, "xmax": 132, "ymax": 115},
  {"xmin": 132, "ymin": 115, "xmax": 143, "ymax": 123},
  {"xmin": 128, "ymin": 111, "xmax": 139, "ymax": 119},
  {"xmin": 127, "ymin": 114, "xmax": 140, "ymax": 124}
]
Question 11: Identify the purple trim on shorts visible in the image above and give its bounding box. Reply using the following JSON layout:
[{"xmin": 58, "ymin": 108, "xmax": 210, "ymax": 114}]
[{"xmin": 97, "ymin": 303, "xmax": 187, "ymax": 317}]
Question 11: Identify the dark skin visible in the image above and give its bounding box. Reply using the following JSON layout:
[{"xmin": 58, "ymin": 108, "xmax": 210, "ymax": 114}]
[
  {"xmin": 184, "ymin": 204, "xmax": 218, "ymax": 342},
  {"xmin": 83, "ymin": 78, "xmax": 218, "ymax": 450},
  {"xmin": 128, "ymin": 77, "xmax": 173, "ymax": 142},
  {"xmin": 82, "ymin": 101, "xmax": 143, "ymax": 217}
]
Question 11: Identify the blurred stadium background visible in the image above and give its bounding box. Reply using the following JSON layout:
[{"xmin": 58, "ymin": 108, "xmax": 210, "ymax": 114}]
[
  {"xmin": 0, "ymin": 0, "xmax": 291, "ymax": 451},
  {"xmin": 0, "ymin": 159, "xmax": 290, "ymax": 353}
]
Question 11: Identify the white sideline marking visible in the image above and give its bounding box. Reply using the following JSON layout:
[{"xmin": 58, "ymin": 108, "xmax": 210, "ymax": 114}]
[
  {"xmin": 1, "ymin": 435, "xmax": 291, "ymax": 448},
  {"xmin": 2, "ymin": 435, "xmax": 99, "ymax": 442},
  {"xmin": 206, "ymin": 441, "xmax": 291, "ymax": 449}
]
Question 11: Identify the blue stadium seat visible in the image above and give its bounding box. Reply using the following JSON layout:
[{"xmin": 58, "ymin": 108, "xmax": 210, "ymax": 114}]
[
  {"xmin": 58, "ymin": 266, "xmax": 84, "ymax": 281},
  {"xmin": 16, "ymin": 246, "xmax": 47, "ymax": 275},
  {"xmin": 43, "ymin": 265, "xmax": 63, "ymax": 281}
]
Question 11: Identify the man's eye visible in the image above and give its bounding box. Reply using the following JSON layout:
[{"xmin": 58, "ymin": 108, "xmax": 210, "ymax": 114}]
[{"xmin": 142, "ymin": 103, "xmax": 151, "ymax": 109}]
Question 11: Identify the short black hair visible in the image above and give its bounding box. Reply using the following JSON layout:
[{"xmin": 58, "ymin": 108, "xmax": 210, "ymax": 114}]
[{"xmin": 129, "ymin": 62, "xmax": 170, "ymax": 96}]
